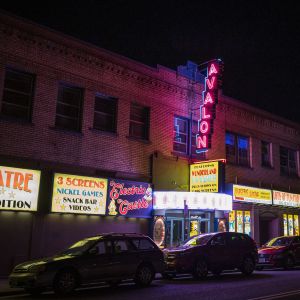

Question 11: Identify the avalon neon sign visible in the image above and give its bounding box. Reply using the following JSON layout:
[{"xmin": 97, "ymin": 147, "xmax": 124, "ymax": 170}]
[{"xmin": 196, "ymin": 60, "xmax": 223, "ymax": 152}]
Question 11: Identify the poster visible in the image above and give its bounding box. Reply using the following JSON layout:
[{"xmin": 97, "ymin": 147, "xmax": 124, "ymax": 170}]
[
  {"xmin": 294, "ymin": 215, "xmax": 299, "ymax": 236},
  {"xmin": 0, "ymin": 166, "xmax": 41, "ymax": 212},
  {"xmin": 107, "ymin": 179, "xmax": 152, "ymax": 218},
  {"xmin": 229, "ymin": 211, "xmax": 236, "ymax": 232},
  {"xmin": 51, "ymin": 173, "xmax": 108, "ymax": 215},
  {"xmin": 190, "ymin": 220, "xmax": 199, "ymax": 237},
  {"xmin": 244, "ymin": 211, "xmax": 251, "ymax": 236},
  {"xmin": 283, "ymin": 214, "xmax": 288, "ymax": 236},
  {"xmin": 237, "ymin": 211, "xmax": 243, "ymax": 233},
  {"xmin": 153, "ymin": 217, "xmax": 165, "ymax": 247},
  {"xmin": 288, "ymin": 215, "xmax": 294, "ymax": 236}
]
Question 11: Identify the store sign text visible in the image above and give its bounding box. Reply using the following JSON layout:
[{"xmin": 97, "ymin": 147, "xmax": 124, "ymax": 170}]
[
  {"xmin": 273, "ymin": 190, "xmax": 300, "ymax": 208},
  {"xmin": 0, "ymin": 166, "xmax": 41, "ymax": 211},
  {"xmin": 233, "ymin": 185, "xmax": 272, "ymax": 205}
]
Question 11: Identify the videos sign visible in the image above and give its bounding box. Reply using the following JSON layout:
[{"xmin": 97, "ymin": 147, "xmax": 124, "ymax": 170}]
[
  {"xmin": 0, "ymin": 166, "xmax": 41, "ymax": 212},
  {"xmin": 107, "ymin": 179, "xmax": 152, "ymax": 218},
  {"xmin": 51, "ymin": 173, "xmax": 108, "ymax": 215}
]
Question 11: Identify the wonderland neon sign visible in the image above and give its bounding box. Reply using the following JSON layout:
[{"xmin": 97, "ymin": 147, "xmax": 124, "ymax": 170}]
[{"xmin": 196, "ymin": 60, "xmax": 223, "ymax": 152}]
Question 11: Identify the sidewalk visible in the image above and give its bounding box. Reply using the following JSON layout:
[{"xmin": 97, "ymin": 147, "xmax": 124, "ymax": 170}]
[{"xmin": 0, "ymin": 278, "xmax": 24, "ymax": 297}]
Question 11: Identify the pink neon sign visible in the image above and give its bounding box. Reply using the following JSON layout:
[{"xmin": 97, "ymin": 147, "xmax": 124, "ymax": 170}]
[{"xmin": 196, "ymin": 60, "xmax": 223, "ymax": 151}]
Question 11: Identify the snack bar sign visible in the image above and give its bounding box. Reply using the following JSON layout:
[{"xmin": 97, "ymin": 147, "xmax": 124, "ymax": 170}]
[
  {"xmin": 51, "ymin": 173, "xmax": 108, "ymax": 215},
  {"xmin": 107, "ymin": 179, "xmax": 153, "ymax": 218},
  {"xmin": 0, "ymin": 166, "xmax": 41, "ymax": 211}
]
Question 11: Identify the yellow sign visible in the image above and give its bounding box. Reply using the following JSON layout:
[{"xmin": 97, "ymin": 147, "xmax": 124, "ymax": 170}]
[
  {"xmin": 51, "ymin": 173, "xmax": 108, "ymax": 215},
  {"xmin": 294, "ymin": 215, "xmax": 299, "ymax": 236},
  {"xmin": 237, "ymin": 210, "xmax": 243, "ymax": 233},
  {"xmin": 190, "ymin": 161, "xmax": 219, "ymax": 192},
  {"xmin": 229, "ymin": 211, "xmax": 236, "ymax": 232},
  {"xmin": 0, "ymin": 166, "xmax": 41, "ymax": 211},
  {"xmin": 233, "ymin": 185, "xmax": 272, "ymax": 204}
]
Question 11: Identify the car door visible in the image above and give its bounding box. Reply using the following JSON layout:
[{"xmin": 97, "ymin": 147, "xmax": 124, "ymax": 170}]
[
  {"xmin": 80, "ymin": 239, "xmax": 114, "ymax": 283},
  {"xmin": 292, "ymin": 237, "xmax": 300, "ymax": 263},
  {"xmin": 109, "ymin": 238, "xmax": 138, "ymax": 278},
  {"xmin": 224, "ymin": 233, "xmax": 245, "ymax": 268},
  {"xmin": 207, "ymin": 234, "xmax": 228, "ymax": 270}
]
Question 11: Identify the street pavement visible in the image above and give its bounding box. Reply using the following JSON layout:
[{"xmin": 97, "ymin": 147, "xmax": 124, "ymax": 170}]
[{"xmin": 1, "ymin": 268, "xmax": 300, "ymax": 299}]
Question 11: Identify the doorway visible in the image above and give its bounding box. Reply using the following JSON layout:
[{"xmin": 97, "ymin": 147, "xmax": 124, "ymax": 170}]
[
  {"xmin": 165, "ymin": 218, "xmax": 184, "ymax": 248},
  {"xmin": 259, "ymin": 212, "xmax": 278, "ymax": 246}
]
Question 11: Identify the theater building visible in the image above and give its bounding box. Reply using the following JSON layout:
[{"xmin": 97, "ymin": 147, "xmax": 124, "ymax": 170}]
[{"xmin": 0, "ymin": 12, "xmax": 299, "ymax": 275}]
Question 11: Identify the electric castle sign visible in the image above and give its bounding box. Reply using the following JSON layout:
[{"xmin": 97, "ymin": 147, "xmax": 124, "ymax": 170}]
[{"xmin": 196, "ymin": 59, "xmax": 223, "ymax": 152}]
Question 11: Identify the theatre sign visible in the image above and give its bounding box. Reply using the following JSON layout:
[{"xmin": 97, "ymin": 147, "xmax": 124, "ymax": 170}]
[{"xmin": 0, "ymin": 166, "xmax": 41, "ymax": 211}]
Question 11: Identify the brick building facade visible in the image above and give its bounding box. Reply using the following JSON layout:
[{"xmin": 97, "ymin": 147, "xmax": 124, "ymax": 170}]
[{"xmin": 0, "ymin": 12, "xmax": 299, "ymax": 275}]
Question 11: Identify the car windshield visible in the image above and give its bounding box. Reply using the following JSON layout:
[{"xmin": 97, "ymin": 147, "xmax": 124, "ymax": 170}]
[
  {"xmin": 60, "ymin": 236, "xmax": 101, "ymax": 256},
  {"xmin": 182, "ymin": 234, "xmax": 214, "ymax": 247},
  {"xmin": 266, "ymin": 237, "xmax": 293, "ymax": 247}
]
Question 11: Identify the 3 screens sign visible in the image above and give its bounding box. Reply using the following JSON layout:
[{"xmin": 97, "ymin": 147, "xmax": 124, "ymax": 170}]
[
  {"xmin": 0, "ymin": 166, "xmax": 41, "ymax": 212},
  {"xmin": 51, "ymin": 173, "xmax": 108, "ymax": 215}
]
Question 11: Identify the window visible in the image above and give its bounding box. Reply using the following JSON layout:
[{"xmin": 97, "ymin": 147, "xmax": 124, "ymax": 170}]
[
  {"xmin": 173, "ymin": 117, "xmax": 206, "ymax": 159},
  {"xmin": 114, "ymin": 239, "xmax": 133, "ymax": 253},
  {"xmin": 132, "ymin": 238, "xmax": 155, "ymax": 250},
  {"xmin": 280, "ymin": 146, "xmax": 298, "ymax": 176},
  {"xmin": 93, "ymin": 94, "xmax": 117, "ymax": 132},
  {"xmin": 1, "ymin": 68, "xmax": 35, "ymax": 121},
  {"xmin": 90, "ymin": 240, "xmax": 112, "ymax": 255},
  {"xmin": 261, "ymin": 141, "xmax": 272, "ymax": 167},
  {"xmin": 229, "ymin": 210, "xmax": 251, "ymax": 236},
  {"xmin": 55, "ymin": 83, "xmax": 83, "ymax": 131},
  {"xmin": 129, "ymin": 103, "xmax": 149, "ymax": 140},
  {"xmin": 226, "ymin": 132, "xmax": 250, "ymax": 166}
]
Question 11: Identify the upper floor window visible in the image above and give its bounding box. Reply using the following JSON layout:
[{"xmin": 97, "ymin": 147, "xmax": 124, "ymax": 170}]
[
  {"xmin": 226, "ymin": 132, "xmax": 250, "ymax": 166},
  {"xmin": 1, "ymin": 68, "xmax": 35, "ymax": 121},
  {"xmin": 173, "ymin": 116, "xmax": 189, "ymax": 154},
  {"xmin": 129, "ymin": 103, "xmax": 149, "ymax": 140},
  {"xmin": 261, "ymin": 141, "xmax": 272, "ymax": 167},
  {"xmin": 55, "ymin": 83, "xmax": 83, "ymax": 131},
  {"xmin": 93, "ymin": 94, "xmax": 117, "ymax": 132},
  {"xmin": 280, "ymin": 146, "xmax": 298, "ymax": 177}
]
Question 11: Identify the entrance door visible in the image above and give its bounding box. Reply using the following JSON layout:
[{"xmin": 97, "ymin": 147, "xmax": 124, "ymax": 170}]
[{"xmin": 165, "ymin": 218, "xmax": 184, "ymax": 248}]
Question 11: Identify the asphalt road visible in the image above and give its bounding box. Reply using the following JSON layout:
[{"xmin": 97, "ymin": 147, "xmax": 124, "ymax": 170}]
[{"xmin": 2, "ymin": 268, "xmax": 300, "ymax": 300}]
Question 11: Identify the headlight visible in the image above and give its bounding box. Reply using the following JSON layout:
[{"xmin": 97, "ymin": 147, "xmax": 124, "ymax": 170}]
[{"xmin": 28, "ymin": 264, "xmax": 46, "ymax": 273}]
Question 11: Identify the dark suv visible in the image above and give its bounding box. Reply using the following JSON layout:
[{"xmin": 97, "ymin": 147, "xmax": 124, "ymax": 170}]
[
  {"xmin": 9, "ymin": 233, "xmax": 164, "ymax": 295},
  {"xmin": 163, "ymin": 232, "xmax": 258, "ymax": 279}
]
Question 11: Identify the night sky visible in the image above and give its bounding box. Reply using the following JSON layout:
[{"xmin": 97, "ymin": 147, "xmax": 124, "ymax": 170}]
[{"xmin": 0, "ymin": 0, "xmax": 299, "ymax": 123}]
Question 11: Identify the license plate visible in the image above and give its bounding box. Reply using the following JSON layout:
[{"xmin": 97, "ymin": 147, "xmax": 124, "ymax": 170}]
[{"xmin": 259, "ymin": 258, "xmax": 265, "ymax": 263}]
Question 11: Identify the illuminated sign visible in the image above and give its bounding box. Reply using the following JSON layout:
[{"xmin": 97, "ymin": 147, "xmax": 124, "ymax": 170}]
[
  {"xmin": 190, "ymin": 160, "xmax": 225, "ymax": 192},
  {"xmin": 153, "ymin": 191, "xmax": 232, "ymax": 211},
  {"xmin": 244, "ymin": 211, "xmax": 251, "ymax": 236},
  {"xmin": 288, "ymin": 215, "xmax": 294, "ymax": 236},
  {"xmin": 294, "ymin": 215, "xmax": 299, "ymax": 236},
  {"xmin": 0, "ymin": 166, "xmax": 41, "ymax": 212},
  {"xmin": 283, "ymin": 214, "xmax": 288, "ymax": 236},
  {"xmin": 196, "ymin": 60, "xmax": 223, "ymax": 152},
  {"xmin": 273, "ymin": 190, "xmax": 300, "ymax": 208},
  {"xmin": 51, "ymin": 173, "xmax": 108, "ymax": 215},
  {"xmin": 232, "ymin": 185, "xmax": 272, "ymax": 204},
  {"xmin": 229, "ymin": 211, "xmax": 236, "ymax": 232},
  {"xmin": 106, "ymin": 179, "xmax": 152, "ymax": 218}
]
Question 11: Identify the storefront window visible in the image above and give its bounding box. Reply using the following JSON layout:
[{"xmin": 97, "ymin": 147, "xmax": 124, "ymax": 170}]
[
  {"xmin": 229, "ymin": 210, "xmax": 251, "ymax": 236},
  {"xmin": 283, "ymin": 214, "xmax": 299, "ymax": 236}
]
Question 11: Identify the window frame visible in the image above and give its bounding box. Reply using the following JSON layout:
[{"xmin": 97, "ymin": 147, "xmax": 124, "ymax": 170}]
[
  {"xmin": 280, "ymin": 146, "xmax": 298, "ymax": 177},
  {"xmin": 55, "ymin": 83, "xmax": 84, "ymax": 132},
  {"xmin": 261, "ymin": 141, "xmax": 272, "ymax": 168},
  {"xmin": 93, "ymin": 94, "xmax": 118, "ymax": 133},
  {"xmin": 129, "ymin": 102, "xmax": 150, "ymax": 140},
  {"xmin": 1, "ymin": 67, "xmax": 35, "ymax": 121}
]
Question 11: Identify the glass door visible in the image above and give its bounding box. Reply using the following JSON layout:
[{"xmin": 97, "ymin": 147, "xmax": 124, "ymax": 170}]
[{"xmin": 165, "ymin": 218, "xmax": 184, "ymax": 248}]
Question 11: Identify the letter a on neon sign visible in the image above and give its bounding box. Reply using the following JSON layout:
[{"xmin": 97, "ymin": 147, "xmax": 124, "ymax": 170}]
[
  {"xmin": 204, "ymin": 92, "xmax": 214, "ymax": 104},
  {"xmin": 208, "ymin": 63, "xmax": 218, "ymax": 76}
]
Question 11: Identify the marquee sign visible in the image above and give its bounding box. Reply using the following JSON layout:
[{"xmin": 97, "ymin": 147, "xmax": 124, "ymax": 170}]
[
  {"xmin": 0, "ymin": 166, "xmax": 41, "ymax": 212},
  {"xmin": 196, "ymin": 59, "xmax": 223, "ymax": 152},
  {"xmin": 273, "ymin": 190, "xmax": 300, "ymax": 208},
  {"xmin": 232, "ymin": 185, "xmax": 272, "ymax": 205},
  {"xmin": 107, "ymin": 179, "xmax": 153, "ymax": 218},
  {"xmin": 51, "ymin": 173, "xmax": 108, "ymax": 215}
]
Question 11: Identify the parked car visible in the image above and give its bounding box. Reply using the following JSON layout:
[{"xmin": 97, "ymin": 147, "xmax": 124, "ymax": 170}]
[
  {"xmin": 163, "ymin": 232, "xmax": 258, "ymax": 279},
  {"xmin": 257, "ymin": 235, "xmax": 300, "ymax": 270},
  {"xmin": 9, "ymin": 233, "xmax": 165, "ymax": 295}
]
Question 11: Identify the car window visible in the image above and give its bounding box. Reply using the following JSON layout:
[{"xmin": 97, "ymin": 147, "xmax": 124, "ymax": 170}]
[
  {"xmin": 90, "ymin": 240, "xmax": 112, "ymax": 255},
  {"xmin": 266, "ymin": 237, "xmax": 293, "ymax": 246},
  {"xmin": 132, "ymin": 238, "xmax": 155, "ymax": 250},
  {"xmin": 292, "ymin": 237, "xmax": 300, "ymax": 244},
  {"xmin": 211, "ymin": 234, "xmax": 226, "ymax": 246},
  {"xmin": 227, "ymin": 233, "xmax": 243, "ymax": 245},
  {"xmin": 114, "ymin": 239, "xmax": 134, "ymax": 253}
]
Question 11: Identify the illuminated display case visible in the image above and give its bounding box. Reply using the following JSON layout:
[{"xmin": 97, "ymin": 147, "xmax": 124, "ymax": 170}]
[
  {"xmin": 228, "ymin": 210, "xmax": 251, "ymax": 236},
  {"xmin": 283, "ymin": 214, "xmax": 299, "ymax": 236}
]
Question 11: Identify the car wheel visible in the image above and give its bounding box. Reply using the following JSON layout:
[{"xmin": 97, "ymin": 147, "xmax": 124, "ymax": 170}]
[
  {"xmin": 134, "ymin": 264, "xmax": 154, "ymax": 287},
  {"xmin": 192, "ymin": 259, "xmax": 208, "ymax": 280},
  {"xmin": 53, "ymin": 270, "xmax": 78, "ymax": 295},
  {"xmin": 284, "ymin": 256, "xmax": 294, "ymax": 270},
  {"xmin": 241, "ymin": 256, "xmax": 255, "ymax": 276},
  {"xmin": 24, "ymin": 287, "xmax": 44, "ymax": 296}
]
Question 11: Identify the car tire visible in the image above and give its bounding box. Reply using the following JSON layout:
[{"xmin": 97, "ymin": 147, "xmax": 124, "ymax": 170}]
[
  {"xmin": 134, "ymin": 264, "xmax": 154, "ymax": 287},
  {"xmin": 284, "ymin": 256, "xmax": 294, "ymax": 270},
  {"xmin": 192, "ymin": 259, "xmax": 208, "ymax": 280},
  {"xmin": 241, "ymin": 256, "xmax": 255, "ymax": 276},
  {"xmin": 24, "ymin": 287, "xmax": 44, "ymax": 296},
  {"xmin": 53, "ymin": 269, "xmax": 78, "ymax": 295}
]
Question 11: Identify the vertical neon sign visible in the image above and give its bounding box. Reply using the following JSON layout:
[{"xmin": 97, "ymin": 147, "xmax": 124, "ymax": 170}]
[{"xmin": 196, "ymin": 59, "xmax": 223, "ymax": 152}]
